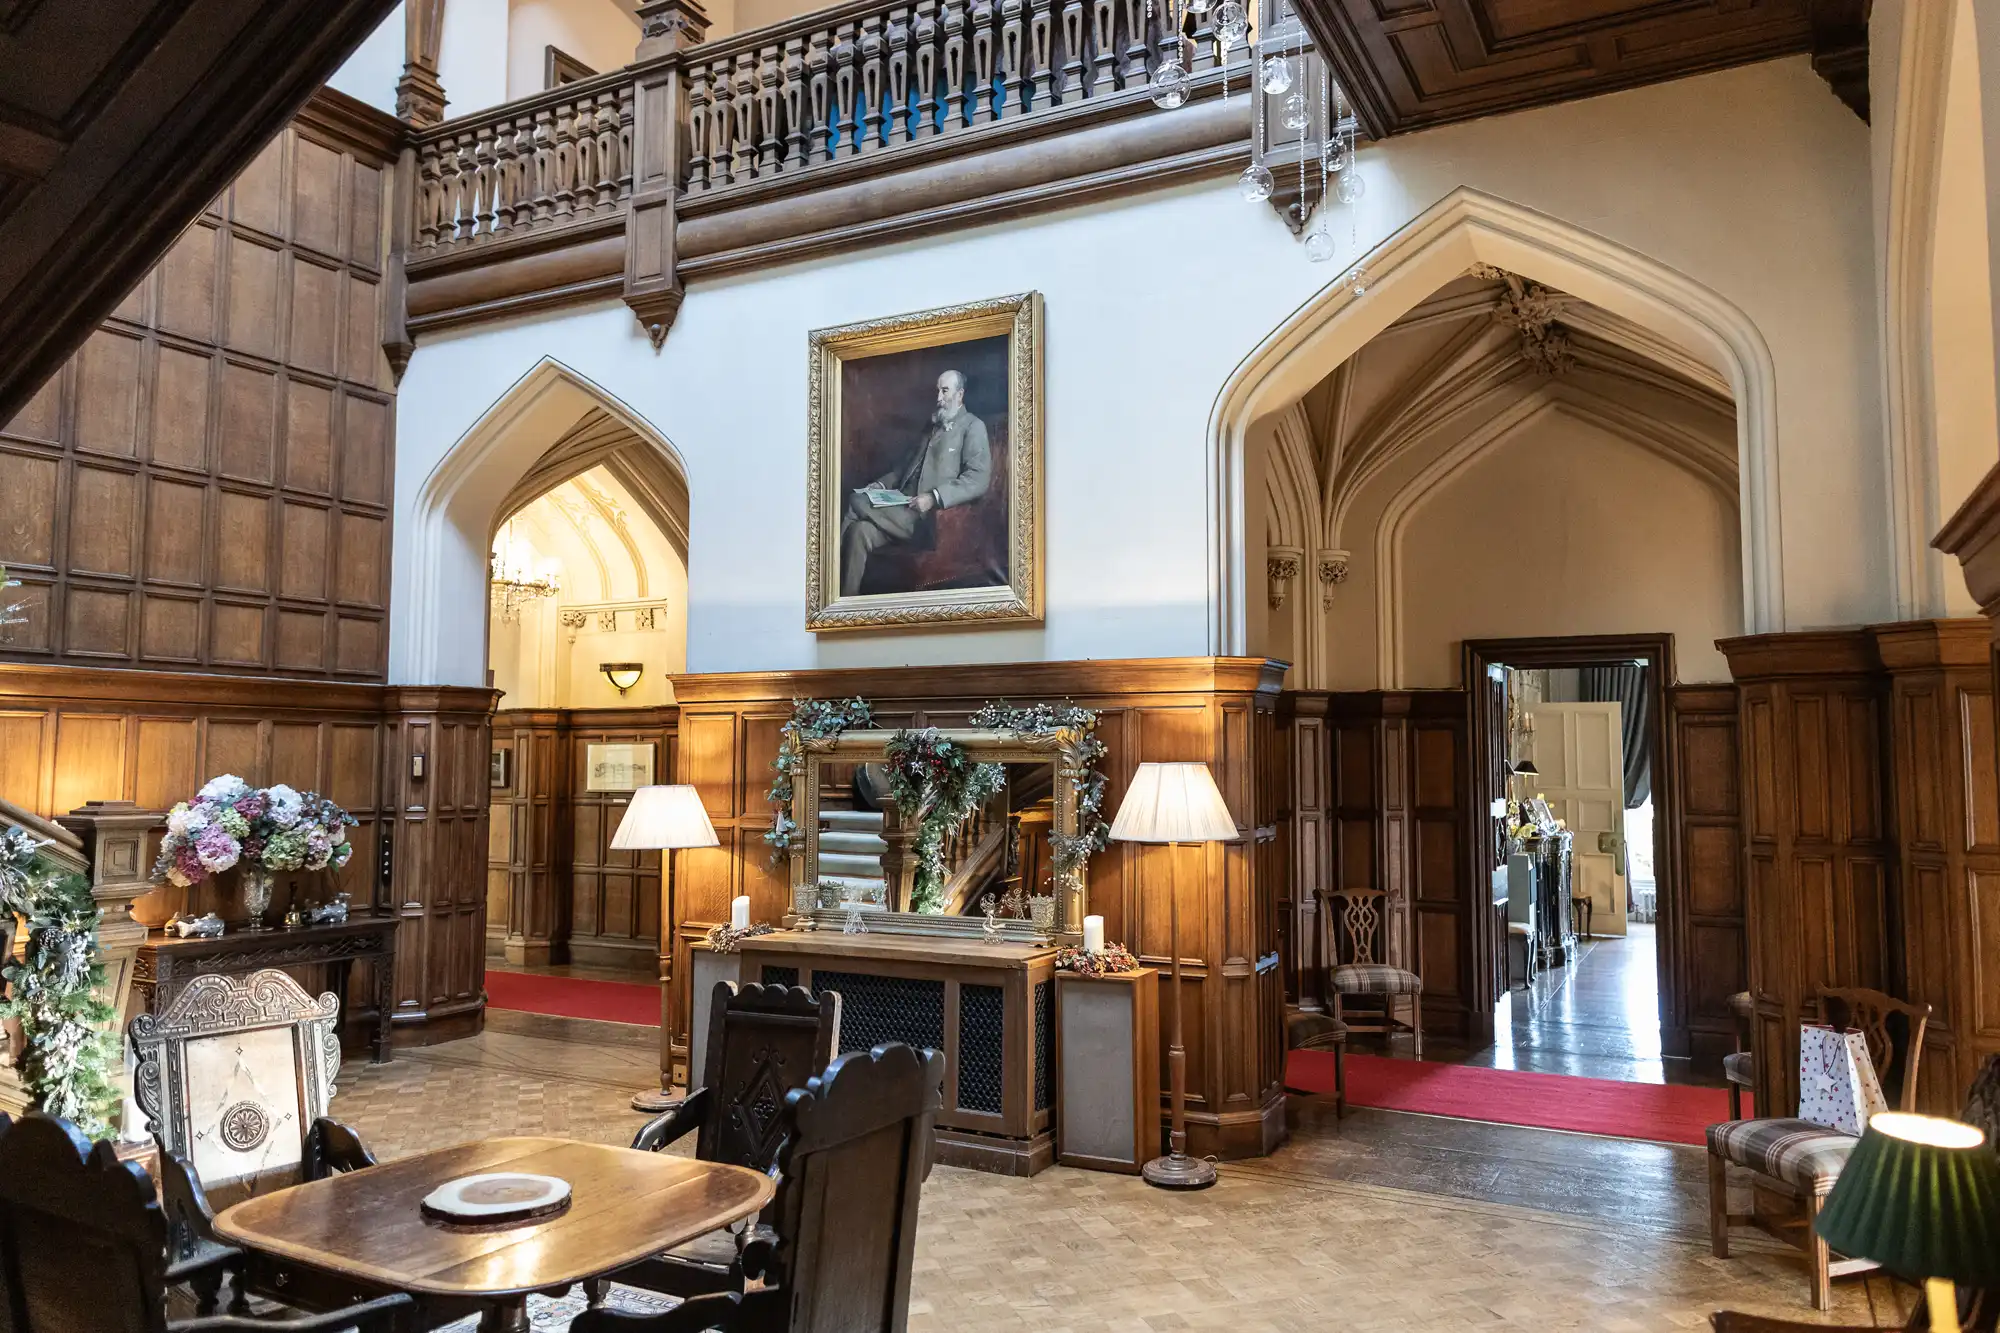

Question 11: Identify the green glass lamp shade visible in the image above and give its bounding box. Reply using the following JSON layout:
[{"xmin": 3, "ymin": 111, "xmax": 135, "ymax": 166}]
[{"xmin": 1815, "ymin": 1112, "xmax": 2000, "ymax": 1286}]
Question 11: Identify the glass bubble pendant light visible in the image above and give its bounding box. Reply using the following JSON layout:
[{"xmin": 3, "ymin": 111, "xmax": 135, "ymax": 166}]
[
  {"xmin": 1212, "ymin": 0, "xmax": 1248, "ymax": 47},
  {"xmin": 1237, "ymin": 163, "xmax": 1275, "ymax": 202},
  {"xmin": 1259, "ymin": 55, "xmax": 1292, "ymax": 94},
  {"xmin": 1150, "ymin": 58, "xmax": 1191, "ymax": 109}
]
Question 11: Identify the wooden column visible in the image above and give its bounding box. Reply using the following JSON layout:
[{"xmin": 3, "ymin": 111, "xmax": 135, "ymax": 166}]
[
  {"xmin": 1719, "ymin": 632, "xmax": 1891, "ymax": 1121},
  {"xmin": 625, "ymin": 0, "xmax": 709, "ymax": 347},
  {"xmin": 396, "ymin": 0, "xmax": 449, "ymax": 126},
  {"xmin": 1273, "ymin": 692, "xmax": 1329, "ymax": 1011},
  {"xmin": 382, "ymin": 686, "xmax": 499, "ymax": 1046},
  {"xmin": 1873, "ymin": 620, "xmax": 2000, "ymax": 1113}
]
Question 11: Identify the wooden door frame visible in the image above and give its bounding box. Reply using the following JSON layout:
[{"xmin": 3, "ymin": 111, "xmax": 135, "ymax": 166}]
[{"xmin": 1460, "ymin": 634, "xmax": 1690, "ymax": 1058}]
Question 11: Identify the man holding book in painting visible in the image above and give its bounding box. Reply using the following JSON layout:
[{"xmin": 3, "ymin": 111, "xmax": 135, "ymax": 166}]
[{"xmin": 840, "ymin": 368, "xmax": 992, "ymax": 597}]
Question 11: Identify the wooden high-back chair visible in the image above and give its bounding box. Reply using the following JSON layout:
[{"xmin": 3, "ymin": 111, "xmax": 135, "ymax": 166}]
[
  {"xmin": 742, "ymin": 1042, "xmax": 946, "ymax": 1333},
  {"xmin": 0, "ymin": 1113, "xmax": 408, "ymax": 1333},
  {"xmin": 606, "ymin": 982, "xmax": 841, "ymax": 1305},
  {"xmin": 1817, "ymin": 987, "xmax": 1929, "ymax": 1112},
  {"xmin": 129, "ymin": 969, "xmax": 351, "ymax": 1198},
  {"xmin": 1316, "ymin": 887, "xmax": 1424, "ymax": 1059}
]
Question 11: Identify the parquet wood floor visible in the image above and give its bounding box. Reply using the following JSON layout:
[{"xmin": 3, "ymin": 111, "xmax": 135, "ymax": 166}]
[{"xmin": 330, "ymin": 1017, "xmax": 1905, "ymax": 1332}]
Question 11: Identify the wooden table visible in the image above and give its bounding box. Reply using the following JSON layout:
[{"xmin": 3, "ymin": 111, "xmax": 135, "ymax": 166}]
[
  {"xmin": 134, "ymin": 914, "xmax": 399, "ymax": 1063},
  {"xmin": 213, "ymin": 1137, "xmax": 773, "ymax": 1331}
]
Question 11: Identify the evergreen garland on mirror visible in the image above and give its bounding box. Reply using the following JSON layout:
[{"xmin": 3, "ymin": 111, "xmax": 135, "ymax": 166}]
[
  {"xmin": 765, "ymin": 696, "xmax": 874, "ymax": 854},
  {"xmin": 0, "ymin": 826, "xmax": 119, "ymax": 1139},
  {"xmin": 883, "ymin": 728, "xmax": 1006, "ymax": 914},
  {"xmin": 967, "ymin": 700, "xmax": 1112, "ymax": 886}
]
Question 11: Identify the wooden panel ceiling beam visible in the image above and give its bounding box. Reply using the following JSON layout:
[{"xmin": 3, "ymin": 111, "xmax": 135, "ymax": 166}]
[
  {"xmin": 1294, "ymin": 0, "xmax": 1866, "ymax": 142},
  {"xmin": 0, "ymin": 0, "xmax": 404, "ymax": 425}
]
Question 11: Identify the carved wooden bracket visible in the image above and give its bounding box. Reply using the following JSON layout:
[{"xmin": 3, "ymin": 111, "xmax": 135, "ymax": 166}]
[
  {"xmin": 623, "ymin": 58, "xmax": 691, "ymax": 351},
  {"xmin": 1806, "ymin": 0, "xmax": 1870, "ymax": 123}
]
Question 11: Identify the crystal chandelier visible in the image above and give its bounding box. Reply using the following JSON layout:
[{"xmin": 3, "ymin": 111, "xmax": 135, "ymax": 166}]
[
  {"xmin": 1231, "ymin": 0, "xmax": 1367, "ymax": 281},
  {"xmin": 490, "ymin": 521, "xmax": 560, "ymax": 624}
]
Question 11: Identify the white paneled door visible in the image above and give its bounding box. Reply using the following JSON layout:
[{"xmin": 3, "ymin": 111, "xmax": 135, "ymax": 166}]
[{"xmin": 1526, "ymin": 701, "xmax": 1627, "ymax": 937}]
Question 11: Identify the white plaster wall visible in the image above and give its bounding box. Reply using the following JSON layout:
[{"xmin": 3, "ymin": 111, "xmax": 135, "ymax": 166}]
[
  {"xmin": 507, "ymin": 0, "xmax": 641, "ymax": 98},
  {"xmin": 327, "ymin": 3, "xmax": 405, "ymax": 114},
  {"xmin": 1322, "ymin": 405, "xmax": 1742, "ymax": 688},
  {"xmin": 440, "ymin": 0, "xmax": 513, "ymax": 118},
  {"xmin": 390, "ymin": 56, "xmax": 1882, "ymax": 685}
]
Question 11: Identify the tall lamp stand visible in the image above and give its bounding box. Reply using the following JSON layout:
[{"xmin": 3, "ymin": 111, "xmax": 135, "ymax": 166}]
[
  {"xmin": 1107, "ymin": 761, "xmax": 1238, "ymax": 1192},
  {"xmin": 1142, "ymin": 837, "xmax": 1213, "ymax": 1190}
]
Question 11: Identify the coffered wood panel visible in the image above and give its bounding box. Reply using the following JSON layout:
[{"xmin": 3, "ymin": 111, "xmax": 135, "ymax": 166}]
[
  {"xmin": 0, "ymin": 661, "xmax": 495, "ymax": 1045},
  {"xmin": 0, "ymin": 0, "xmax": 401, "ymax": 427},
  {"xmin": 1666, "ymin": 684, "xmax": 1744, "ymax": 1069},
  {"xmin": 669, "ymin": 657, "xmax": 1288, "ymax": 1161},
  {"xmin": 0, "ymin": 93, "xmax": 401, "ymax": 680},
  {"xmin": 1297, "ymin": 0, "xmax": 1834, "ymax": 141}
]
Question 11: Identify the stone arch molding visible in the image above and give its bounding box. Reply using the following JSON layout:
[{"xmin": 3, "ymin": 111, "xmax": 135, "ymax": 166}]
[
  {"xmin": 392, "ymin": 357, "xmax": 692, "ymax": 687},
  {"xmin": 1207, "ymin": 187, "xmax": 1783, "ymax": 656}
]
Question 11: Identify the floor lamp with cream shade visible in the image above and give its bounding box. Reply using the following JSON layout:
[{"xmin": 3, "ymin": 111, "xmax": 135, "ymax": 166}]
[
  {"xmin": 1109, "ymin": 761, "xmax": 1239, "ymax": 1190},
  {"xmin": 611, "ymin": 784, "xmax": 719, "ymax": 1113}
]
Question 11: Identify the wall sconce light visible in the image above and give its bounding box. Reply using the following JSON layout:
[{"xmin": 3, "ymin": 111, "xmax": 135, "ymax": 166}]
[{"xmin": 601, "ymin": 662, "xmax": 644, "ymax": 695}]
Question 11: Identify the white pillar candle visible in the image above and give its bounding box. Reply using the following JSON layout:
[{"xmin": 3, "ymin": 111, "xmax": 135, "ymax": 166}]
[
  {"xmin": 731, "ymin": 895, "xmax": 751, "ymax": 931},
  {"xmin": 1083, "ymin": 915, "xmax": 1105, "ymax": 954}
]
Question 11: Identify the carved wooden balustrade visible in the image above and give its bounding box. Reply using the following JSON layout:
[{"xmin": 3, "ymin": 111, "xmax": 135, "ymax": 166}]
[
  {"xmin": 413, "ymin": 71, "xmax": 638, "ymax": 254},
  {"xmin": 396, "ymin": 0, "xmax": 1252, "ymax": 337},
  {"xmin": 677, "ymin": 0, "xmax": 1227, "ymax": 194}
]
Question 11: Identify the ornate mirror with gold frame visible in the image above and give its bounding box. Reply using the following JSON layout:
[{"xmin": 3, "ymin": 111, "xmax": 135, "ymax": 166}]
[{"xmin": 786, "ymin": 727, "xmax": 1097, "ymax": 943}]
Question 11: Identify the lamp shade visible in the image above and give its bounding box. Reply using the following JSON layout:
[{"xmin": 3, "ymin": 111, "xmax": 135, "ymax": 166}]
[
  {"xmin": 1512, "ymin": 760, "xmax": 1540, "ymax": 776},
  {"xmin": 611, "ymin": 784, "xmax": 720, "ymax": 851},
  {"xmin": 1815, "ymin": 1112, "xmax": 2000, "ymax": 1286},
  {"xmin": 1108, "ymin": 763, "xmax": 1238, "ymax": 845}
]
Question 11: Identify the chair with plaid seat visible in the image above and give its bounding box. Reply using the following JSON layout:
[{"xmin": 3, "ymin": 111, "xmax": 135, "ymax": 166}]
[
  {"xmin": 1316, "ymin": 887, "xmax": 1422, "ymax": 1059},
  {"xmin": 1706, "ymin": 986, "xmax": 1930, "ymax": 1311}
]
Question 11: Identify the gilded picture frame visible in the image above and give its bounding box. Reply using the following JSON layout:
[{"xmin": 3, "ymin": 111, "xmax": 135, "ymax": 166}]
[{"xmin": 806, "ymin": 292, "xmax": 1044, "ymax": 632}]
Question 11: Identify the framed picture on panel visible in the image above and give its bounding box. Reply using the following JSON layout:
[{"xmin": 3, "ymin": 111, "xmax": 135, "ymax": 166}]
[
  {"xmin": 805, "ymin": 292, "xmax": 1043, "ymax": 632},
  {"xmin": 490, "ymin": 748, "xmax": 510, "ymax": 790},
  {"xmin": 585, "ymin": 742, "xmax": 655, "ymax": 792}
]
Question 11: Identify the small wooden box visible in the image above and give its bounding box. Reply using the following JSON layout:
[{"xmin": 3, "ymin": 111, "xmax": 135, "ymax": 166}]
[{"xmin": 1055, "ymin": 968, "xmax": 1159, "ymax": 1173}]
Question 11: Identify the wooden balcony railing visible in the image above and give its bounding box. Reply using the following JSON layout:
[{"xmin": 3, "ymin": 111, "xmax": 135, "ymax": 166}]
[
  {"xmin": 678, "ymin": 0, "xmax": 1224, "ymax": 194},
  {"xmin": 413, "ymin": 71, "xmax": 637, "ymax": 254},
  {"xmin": 394, "ymin": 0, "xmax": 1252, "ymax": 339}
]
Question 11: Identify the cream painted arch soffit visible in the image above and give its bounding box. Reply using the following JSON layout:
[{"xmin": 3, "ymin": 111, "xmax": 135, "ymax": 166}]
[
  {"xmin": 1373, "ymin": 390, "xmax": 1740, "ymax": 688},
  {"xmin": 399, "ymin": 357, "xmax": 692, "ymax": 686},
  {"xmin": 1307, "ymin": 275, "xmax": 1734, "ymax": 549},
  {"xmin": 1207, "ymin": 187, "xmax": 1783, "ymax": 655}
]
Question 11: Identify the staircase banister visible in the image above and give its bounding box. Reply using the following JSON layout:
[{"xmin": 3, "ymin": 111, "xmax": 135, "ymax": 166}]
[
  {"xmin": 664, "ymin": 0, "xmax": 913, "ymax": 71},
  {"xmin": 0, "ymin": 797, "xmax": 87, "ymax": 877}
]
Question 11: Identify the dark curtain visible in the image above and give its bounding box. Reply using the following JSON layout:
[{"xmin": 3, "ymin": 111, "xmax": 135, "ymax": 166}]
[{"xmin": 1580, "ymin": 663, "xmax": 1650, "ymax": 808}]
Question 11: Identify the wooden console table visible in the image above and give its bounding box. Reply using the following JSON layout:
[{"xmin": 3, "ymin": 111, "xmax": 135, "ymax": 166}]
[
  {"xmin": 131, "ymin": 915, "xmax": 398, "ymax": 1064},
  {"xmin": 735, "ymin": 930, "xmax": 1057, "ymax": 1176}
]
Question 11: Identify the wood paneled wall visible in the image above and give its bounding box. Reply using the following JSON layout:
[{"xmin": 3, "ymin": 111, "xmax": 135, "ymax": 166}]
[
  {"xmin": 488, "ymin": 706, "xmax": 679, "ymax": 976},
  {"xmin": 0, "ymin": 94, "xmax": 402, "ymax": 679},
  {"xmin": 1665, "ymin": 685, "xmax": 1745, "ymax": 1068},
  {"xmin": 1280, "ymin": 691, "xmax": 1471, "ymax": 1035},
  {"xmin": 1721, "ymin": 621, "xmax": 2000, "ymax": 1117},
  {"xmin": 669, "ymin": 658, "xmax": 1288, "ymax": 1161},
  {"xmin": 0, "ymin": 662, "xmax": 495, "ymax": 1044}
]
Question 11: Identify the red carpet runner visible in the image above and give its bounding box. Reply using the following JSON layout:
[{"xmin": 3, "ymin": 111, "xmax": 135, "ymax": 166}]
[
  {"xmin": 486, "ymin": 969, "xmax": 661, "ymax": 1027},
  {"xmin": 1285, "ymin": 1049, "xmax": 1739, "ymax": 1146}
]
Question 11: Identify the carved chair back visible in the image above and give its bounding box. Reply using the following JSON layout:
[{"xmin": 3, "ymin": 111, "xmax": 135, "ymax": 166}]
[
  {"xmin": 1318, "ymin": 888, "xmax": 1388, "ymax": 967},
  {"xmin": 0, "ymin": 1112, "xmax": 174, "ymax": 1333},
  {"xmin": 635, "ymin": 982, "xmax": 840, "ymax": 1173},
  {"xmin": 751, "ymin": 1043, "xmax": 946, "ymax": 1333},
  {"xmin": 128, "ymin": 969, "xmax": 341, "ymax": 1197},
  {"xmin": 1815, "ymin": 986, "xmax": 1930, "ymax": 1114}
]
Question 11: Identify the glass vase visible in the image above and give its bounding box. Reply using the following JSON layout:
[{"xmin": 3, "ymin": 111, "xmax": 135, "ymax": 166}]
[
  {"xmin": 240, "ymin": 865, "xmax": 275, "ymax": 932},
  {"xmin": 1029, "ymin": 895, "xmax": 1056, "ymax": 933}
]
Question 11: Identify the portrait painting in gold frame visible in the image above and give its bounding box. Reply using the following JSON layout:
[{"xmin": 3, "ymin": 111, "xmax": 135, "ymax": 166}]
[{"xmin": 806, "ymin": 292, "xmax": 1043, "ymax": 631}]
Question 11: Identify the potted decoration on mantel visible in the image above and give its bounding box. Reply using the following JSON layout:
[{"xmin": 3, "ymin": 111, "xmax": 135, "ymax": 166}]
[{"xmin": 152, "ymin": 776, "xmax": 357, "ymax": 931}]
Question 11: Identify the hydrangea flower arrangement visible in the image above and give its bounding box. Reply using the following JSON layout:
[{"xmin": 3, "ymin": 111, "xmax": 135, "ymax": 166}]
[{"xmin": 152, "ymin": 775, "xmax": 358, "ymax": 888}]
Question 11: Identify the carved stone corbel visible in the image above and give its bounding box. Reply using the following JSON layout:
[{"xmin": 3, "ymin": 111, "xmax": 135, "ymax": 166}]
[
  {"xmin": 1317, "ymin": 549, "xmax": 1349, "ymax": 609},
  {"xmin": 559, "ymin": 608, "xmax": 587, "ymax": 642},
  {"xmin": 1266, "ymin": 546, "xmax": 1303, "ymax": 609}
]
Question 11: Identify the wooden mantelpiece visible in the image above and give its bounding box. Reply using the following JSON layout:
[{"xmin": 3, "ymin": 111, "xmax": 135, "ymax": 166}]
[
  {"xmin": 666, "ymin": 656, "xmax": 1288, "ymax": 1161},
  {"xmin": 736, "ymin": 930, "xmax": 1057, "ymax": 1175}
]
